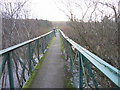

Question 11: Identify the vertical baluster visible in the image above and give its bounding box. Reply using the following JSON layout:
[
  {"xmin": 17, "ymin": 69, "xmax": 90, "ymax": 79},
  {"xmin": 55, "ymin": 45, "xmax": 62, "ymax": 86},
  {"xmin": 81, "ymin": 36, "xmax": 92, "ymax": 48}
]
[
  {"xmin": 81, "ymin": 55, "xmax": 89, "ymax": 88},
  {"xmin": 44, "ymin": 36, "xmax": 46, "ymax": 49},
  {"xmin": 46, "ymin": 35, "xmax": 48, "ymax": 47},
  {"xmin": 78, "ymin": 52, "xmax": 83, "ymax": 89},
  {"xmin": 28, "ymin": 43, "xmax": 32, "ymax": 74},
  {"xmin": 65, "ymin": 40, "xmax": 68, "ymax": 60},
  {"xmin": 66, "ymin": 40, "xmax": 68, "ymax": 59},
  {"xmin": 70, "ymin": 46, "xmax": 73, "ymax": 72},
  {"xmin": 7, "ymin": 52, "xmax": 14, "ymax": 88},
  {"xmin": 37, "ymin": 39, "xmax": 40, "ymax": 61},
  {"xmin": 63, "ymin": 38, "xmax": 66, "ymax": 59},
  {"xmin": 42, "ymin": 37, "xmax": 45, "ymax": 54},
  {"xmin": 83, "ymin": 56, "xmax": 98, "ymax": 89}
]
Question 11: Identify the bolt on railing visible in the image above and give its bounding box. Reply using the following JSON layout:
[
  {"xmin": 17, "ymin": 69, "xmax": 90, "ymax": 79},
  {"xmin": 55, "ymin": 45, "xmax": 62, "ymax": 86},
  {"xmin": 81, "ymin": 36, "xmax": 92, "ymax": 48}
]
[
  {"xmin": 0, "ymin": 30, "xmax": 54, "ymax": 88},
  {"xmin": 59, "ymin": 29, "xmax": 120, "ymax": 88}
]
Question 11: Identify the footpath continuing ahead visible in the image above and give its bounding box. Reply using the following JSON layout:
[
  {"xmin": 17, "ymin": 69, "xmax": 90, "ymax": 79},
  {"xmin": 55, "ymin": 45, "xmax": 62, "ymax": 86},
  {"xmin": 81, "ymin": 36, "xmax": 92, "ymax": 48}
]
[{"xmin": 30, "ymin": 32, "xmax": 65, "ymax": 88}]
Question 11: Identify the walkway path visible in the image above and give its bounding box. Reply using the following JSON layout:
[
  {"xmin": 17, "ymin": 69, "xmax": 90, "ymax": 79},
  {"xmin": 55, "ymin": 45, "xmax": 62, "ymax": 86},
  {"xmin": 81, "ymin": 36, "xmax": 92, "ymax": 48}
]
[{"xmin": 30, "ymin": 32, "xmax": 65, "ymax": 88}]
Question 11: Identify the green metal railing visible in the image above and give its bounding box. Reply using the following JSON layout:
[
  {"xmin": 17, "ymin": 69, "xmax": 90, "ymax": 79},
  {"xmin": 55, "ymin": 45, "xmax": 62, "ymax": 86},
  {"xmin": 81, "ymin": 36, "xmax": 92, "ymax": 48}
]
[
  {"xmin": 59, "ymin": 29, "xmax": 120, "ymax": 88},
  {"xmin": 0, "ymin": 30, "xmax": 54, "ymax": 88}
]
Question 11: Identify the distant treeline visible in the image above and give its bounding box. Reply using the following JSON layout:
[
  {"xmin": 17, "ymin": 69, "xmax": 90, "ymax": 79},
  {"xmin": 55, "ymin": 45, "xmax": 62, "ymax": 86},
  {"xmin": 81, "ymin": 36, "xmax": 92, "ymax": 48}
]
[
  {"xmin": 57, "ymin": 17, "xmax": 118, "ymax": 69},
  {"xmin": 2, "ymin": 18, "xmax": 53, "ymax": 49},
  {"xmin": 56, "ymin": 18, "xmax": 118, "ymax": 87}
]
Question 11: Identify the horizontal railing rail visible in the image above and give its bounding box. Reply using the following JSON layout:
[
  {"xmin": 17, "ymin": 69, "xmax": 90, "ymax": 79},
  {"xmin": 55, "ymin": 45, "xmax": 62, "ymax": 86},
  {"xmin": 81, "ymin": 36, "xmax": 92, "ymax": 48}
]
[
  {"xmin": 59, "ymin": 29, "xmax": 120, "ymax": 88},
  {"xmin": 0, "ymin": 30, "xmax": 54, "ymax": 88},
  {"xmin": 0, "ymin": 31, "xmax": 53, "ymax": 55}
]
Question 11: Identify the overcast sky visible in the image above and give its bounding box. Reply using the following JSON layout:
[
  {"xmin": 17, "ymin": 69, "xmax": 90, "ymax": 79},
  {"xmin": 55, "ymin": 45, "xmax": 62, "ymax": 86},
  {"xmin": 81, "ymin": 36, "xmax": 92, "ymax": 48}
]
[
  {"xmin": 29, "ymin": 0, "xmax": 119, "ymax": 21},
  {"xmin": 29, "ymin": 0, "xmax": 68, "ymax": 21},
  {"xmin": 1, "ymin": 0, "xmax": 118, "ymax": 21}
]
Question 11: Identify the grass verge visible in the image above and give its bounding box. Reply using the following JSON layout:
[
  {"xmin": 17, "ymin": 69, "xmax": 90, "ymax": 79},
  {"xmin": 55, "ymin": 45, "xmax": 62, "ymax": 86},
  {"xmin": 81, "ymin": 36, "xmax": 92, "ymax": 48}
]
[
  {"xmin": 59, "ymin": 37, "xmax": 74, "ymax": 88},
  {"xmin": 22, "ymin": 37, "xmax": 54, "ymax": 88},
  {"xmin": 60, "ymin": 37, "xmax": 64, "ymax": 52},
  {"xmin": 64, "ymin": 65, "xmax": 74, "ymax": 88}
]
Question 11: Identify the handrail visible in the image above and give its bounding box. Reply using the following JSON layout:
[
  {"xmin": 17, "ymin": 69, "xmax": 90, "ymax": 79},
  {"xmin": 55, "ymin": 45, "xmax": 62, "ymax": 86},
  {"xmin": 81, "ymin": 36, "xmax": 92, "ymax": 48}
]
[
  {"xmin": 0, "ymin": 30, "xmax": 54, "ymax": 88},
  {"xmin": 0, "ymin": 31, "xmax": 53, "ymax": 55},
  {"xmin": 59, "ymin": 29, "xmax": 120, "ymax": 88}
]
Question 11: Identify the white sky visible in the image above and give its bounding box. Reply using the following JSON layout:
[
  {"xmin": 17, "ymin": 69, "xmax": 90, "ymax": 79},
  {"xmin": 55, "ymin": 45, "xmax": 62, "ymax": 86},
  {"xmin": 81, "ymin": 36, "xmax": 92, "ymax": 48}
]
[
  {"xmin": 29, "ymin": 0, "xmax": 68, "ymax": 21},
  {"xmin": 1, "ymin": 0, "xmax": 119, "ymax": 21},
  {"xmin": 29, "ymin": 0, "xmax": 119, "ymax": 21}
]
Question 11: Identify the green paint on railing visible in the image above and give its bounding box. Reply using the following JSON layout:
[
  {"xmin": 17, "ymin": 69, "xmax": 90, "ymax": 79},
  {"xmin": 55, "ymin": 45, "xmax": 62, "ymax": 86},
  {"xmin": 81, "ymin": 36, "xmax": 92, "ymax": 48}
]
[
  {"xmin": 0, "ymin": 30, "xmax": 54, "ymax": 88},
  {"xmin": 37, "ymin": 40, "xmax": 40, "ymax": 61},
  {"xmin": 78, "ymin": 52, "xmax": 83, "ymax": 88},
  {"xmin": 83, "ymin": 56, "xmax": 98, "ymax": 89},
  {"xmin": 70, "ymin": 47, "xmax": 73, "ymax": 73},
  {"xmin": 28, "ymin": 43, "xmax": 32, "ymax": 74},
  {"xmin": 59, "ymin": 29, "xmax": 120, "ymax": 88},
  {"xmin": 7, "ymin": 52, "xmax": 14, "ymax": 88}
]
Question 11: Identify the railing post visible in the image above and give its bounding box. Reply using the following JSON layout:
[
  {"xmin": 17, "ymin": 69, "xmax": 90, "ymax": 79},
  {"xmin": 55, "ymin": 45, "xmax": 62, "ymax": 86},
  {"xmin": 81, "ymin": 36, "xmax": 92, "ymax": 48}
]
[
  {"xmin": 42, "ymin": 37, "xmax": 45, "ymax": 53},
  {"xmin": 78, "ymin": 52, "xmax": 83, "ymax": 89},
  {"xmin": 28, "ymin": 43, "xmax": 32, "ymax": 73},
  {"xmin": 83, "ymin": 56, "xmax": 98, "ymax": 89},
  {"xmin": 37, "ymin": 39, "xmax": 40, "ymax": 61},
  {"xmin": 46, "ymin": 35, "xmax": 49, "ymax": 47},
  {"xmin": 70, "ymin": 46, "xmax": 73, "ymax": 72},
  {"xmin": 44, "ymin": 36, "xmax": 46, "ymax": 49},
  {"xmin": 66, "ymin": 41, "xmax": 69, "ymax": 60},
  {"xmin": 64, "ymin": 40, "xmax": 68, "ymax": 60},
  {"xmin": 7, "ymin": 52, "xmax": 14, "ymax": 88}
]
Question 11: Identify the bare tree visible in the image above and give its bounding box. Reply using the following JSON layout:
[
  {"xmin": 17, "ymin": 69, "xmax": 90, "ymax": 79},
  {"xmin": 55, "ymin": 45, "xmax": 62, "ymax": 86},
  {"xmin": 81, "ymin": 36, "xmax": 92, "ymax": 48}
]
[
  {"xmin": 58, "ymin": 0, "xmax": 119, "ymax": 88},
  {"xmin": 1, "ymin": 0, "xmax": 29, "ymax": 88},
  {"xmin": 1, "ymin": 0, "xmax": 28, "ymax": 47},
  {"xmin": 118, "ymin": 0, "xmax": 120, "ymax": 71}
]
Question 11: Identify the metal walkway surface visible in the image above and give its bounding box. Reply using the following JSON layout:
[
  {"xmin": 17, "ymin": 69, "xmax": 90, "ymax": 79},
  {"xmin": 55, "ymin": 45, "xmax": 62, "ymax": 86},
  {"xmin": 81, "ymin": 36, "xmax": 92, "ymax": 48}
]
[{"xmin": 30, "ymin": 32, "xmax": 65, "ymax": 88}]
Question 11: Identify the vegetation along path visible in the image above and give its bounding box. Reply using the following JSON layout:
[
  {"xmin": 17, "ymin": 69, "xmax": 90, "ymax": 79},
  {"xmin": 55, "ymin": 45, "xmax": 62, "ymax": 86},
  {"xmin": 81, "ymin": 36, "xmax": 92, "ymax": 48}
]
[{"xmin": 30, "ymin": 32, "xmax": 65, "ymax": 88}]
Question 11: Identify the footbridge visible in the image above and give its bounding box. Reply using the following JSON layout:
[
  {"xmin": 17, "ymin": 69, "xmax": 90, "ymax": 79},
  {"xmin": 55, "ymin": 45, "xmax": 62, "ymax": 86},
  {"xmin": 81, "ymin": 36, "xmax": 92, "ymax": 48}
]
[{"xmin": 0, "ymin": 29, "xmax": 120, "ymax": 89}]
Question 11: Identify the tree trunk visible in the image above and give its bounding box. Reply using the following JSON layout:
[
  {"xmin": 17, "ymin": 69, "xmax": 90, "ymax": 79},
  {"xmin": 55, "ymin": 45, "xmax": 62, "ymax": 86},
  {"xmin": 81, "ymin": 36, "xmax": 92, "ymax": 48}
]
[{"xmin": 118, "ymin": 1, "xmax": 120, "ymax": 69}]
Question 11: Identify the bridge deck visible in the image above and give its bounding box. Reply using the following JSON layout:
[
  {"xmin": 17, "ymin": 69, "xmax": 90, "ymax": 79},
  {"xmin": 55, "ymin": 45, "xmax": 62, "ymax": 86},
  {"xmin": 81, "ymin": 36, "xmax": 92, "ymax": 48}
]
[{"xmin": 30, "ymin": 32, "xmax": 65, "ymax": 88}]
